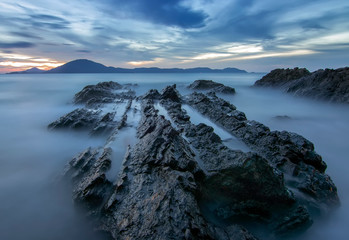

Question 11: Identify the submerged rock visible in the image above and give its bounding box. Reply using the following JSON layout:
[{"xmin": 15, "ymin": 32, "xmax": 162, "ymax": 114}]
[
  {"xmin": 188, "ymin": 79, "xmax": 236, "ymax": 94},
  {"xmin": 254, "ymin": 67, "xmax": 349, "ymax": 103}
]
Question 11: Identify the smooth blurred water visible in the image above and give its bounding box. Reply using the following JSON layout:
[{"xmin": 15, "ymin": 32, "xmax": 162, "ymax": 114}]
[{"xmin": 0, "ymin": 73, "xmax": 348, "ymax": 239}]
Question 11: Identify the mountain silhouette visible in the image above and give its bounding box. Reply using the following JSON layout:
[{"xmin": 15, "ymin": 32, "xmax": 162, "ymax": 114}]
[{"xmin": 9, "ymin": 59, "xmax": 247, "ymax": 74}]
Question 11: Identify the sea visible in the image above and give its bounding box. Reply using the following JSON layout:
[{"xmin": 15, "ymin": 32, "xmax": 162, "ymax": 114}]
[{"xmin": 0, "ymin": 73, "xmax": 348, "ymax": 240}]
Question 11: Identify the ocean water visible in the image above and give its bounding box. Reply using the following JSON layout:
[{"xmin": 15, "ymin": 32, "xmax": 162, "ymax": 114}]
[{"xmin": 0, "ymin": 73, "xmax": 348, "ymax": 239}]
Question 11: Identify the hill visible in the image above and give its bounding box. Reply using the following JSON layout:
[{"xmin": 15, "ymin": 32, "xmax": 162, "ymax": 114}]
[
  {"xmin": 8, "ymin": 59, "xmax": 247, "ymax": 74},
  {"xmin": 7, "ymin": 67, "xmax": 46, "ymax": 74}
]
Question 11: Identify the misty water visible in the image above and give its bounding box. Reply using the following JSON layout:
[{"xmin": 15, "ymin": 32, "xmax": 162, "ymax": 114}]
[{"xmin": 0, "ymin": 73, "xmax": 348, "ymax": 240}]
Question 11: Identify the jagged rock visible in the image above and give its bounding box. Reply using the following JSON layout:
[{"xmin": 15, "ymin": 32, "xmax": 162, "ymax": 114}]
[
  {"xmin": 48, "ymin": 108, "xmax": 101, "ymax": 130},
  {"xmin": 74, "ymin": 81, "xmax": 135, "ymax": 106},
  {"xmin": 48, "ymin": 81, "xmax": 134, "ymax": 136},
  {"xmin": 159, "ymin": 96, "xmax": 312, "ymax": 237},
  {"xmin": 54, "ymin": 82, "xmax": 339, "ymax": 240},
  {"xmin": 161, "ymin": 84, "xmax": 182, "ymax": 102},
  {"xmin": 254, "ymin": 68, "xmax": 311, "ymax": 87},
  {"xmin": 255, "ymin": 67, "xmax": 349, "ymax": 103},
  {"xmin": 141, "ymin": 89, "xmax": 161, "ymax": 100},
  {"xmin": 188, "ymin": 79, "xmax": 236, "ymax": 94},
  {"xmin": 271, "ymin": 206, "xmax": 313, "ymax": 236},
  {"xmin": 185, "ymin": 92, "xmax": 339, "ymax": 211},
  {"xmin": 63, "ymin": 147, "xmax": 113, "ymax": 217},
  {"xmin": 61, "ymin": 99, "xmax": 256, "ymax": 239}
]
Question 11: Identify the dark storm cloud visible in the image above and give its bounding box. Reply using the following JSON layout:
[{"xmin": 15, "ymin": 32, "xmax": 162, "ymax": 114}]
[
  {"xmin": 106, "ymin": 0, "xmax": 207, "ymax": 28},
  {"xmin": 0, "ymin": 41, "xmax": 35, "ymax": 48}
]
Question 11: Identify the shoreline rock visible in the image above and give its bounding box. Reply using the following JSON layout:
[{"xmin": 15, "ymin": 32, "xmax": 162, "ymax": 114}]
[
  {"xmin": 254, "ymin": 67, "xmax": 349, "ymax": 103},
  {"xmin": 188, "ymin": 80, "xmax": 236, "ymax": 94},
  {"xmin": 51, "ymin": 81, "xmax": 339, "ymax": 239}
]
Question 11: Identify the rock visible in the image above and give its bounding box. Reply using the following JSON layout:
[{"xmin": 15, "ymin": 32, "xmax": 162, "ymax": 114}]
[
  {"xmin": 63, "ymin": 147, "xmax": 113, "ymax": 217},
  {"xmin": 254, "ymin": 67, "xmax": 349, "ymax": 103},
  {"xmin": 54, "ymin": 82, "xmax": 339, "ymax": 240},
  {"xmin": 48, "ymin": 81, "xmax": 134, "ymax": 136},
  {"xmin": 254, "ymin": 68, "xmax": 311, "ymax": 87},
  {"xmin": 140, "ymin": 89, "xmax": 161, "ymax": 100},
  {"xmin": 74, "ymin": 81, "xmax": 135, "ymax": 106},
  {"xmin": 161, "ymin": 84, "xmax": 182, "ymax": 102},
  {"xmin": 272, "ymin": 206, "xmax": 313, "ymax": 236},
  {"xmin": 61, "ymin": 98, "xmax": 256, "ymax": 239},
  {"xmin": 185, "ymin": 92, "xmax": 339, "ymax": 212},
  {"xmin": 159, "ymin": 91, "xmax": 317, "ymax": 238},
  {"xmin": 48, "ymin": 108, "xmax": 102, "ymax": 130},
  {"xmin": 188, "ymin": 79, "xmax": 236, "ymax": 94}
]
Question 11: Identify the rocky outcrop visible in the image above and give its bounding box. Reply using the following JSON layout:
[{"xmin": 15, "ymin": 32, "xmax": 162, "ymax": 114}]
[
  {"xmin": 254, "ymin": 68, "xmax": 311, "ymax": 87},
  {"xmin": 158, "ymin": 86, "xmax": 316, "ymax": 236},
  {"xmin": 53, "ymin": 81, "xmax": 339, "ymax": 240},
  {"xmin": 185, "ymin": 92, "xmax": 339, "ymax": 211},
  {"xmin": 48, "ymin": 82, "xmax": 134, "ymax": 136},
  {"xmin": 74, "ymin": 81, "xmax": 135, "ymax": 106},
  {"xmin": 188, "ymin": 80, "xmax": 236, "ymax": 94},
  {"xmin": 62, "ymin": 99, "xmax": 257, "ymax": 240},
  {"xmin": 254, "ymin": 67, "xmax": 349, "ymax": 103}
]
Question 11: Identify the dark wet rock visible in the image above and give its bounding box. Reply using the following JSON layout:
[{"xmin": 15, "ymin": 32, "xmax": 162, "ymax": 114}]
[
  {"xmin": 161, "ymin": 84, "xmax": 182, "ymax": 102},
  {"xmin": 61, "ymin": 98, "xmax": 256, "ymax": 240},
  {"xmin": 48, "ymin": 107, "xmax": 121, "ymax": 135},
  {"xmin": 271, "ymin": 206, "xmax": 313, "ymax": 236},
  {"xmin": 49, "ymin": 81, "xmax": 134, "ymax": 136},
  {"xmin": 159, "ymin": 92, "xmax": 317, "ymax": 237},
  {"xmin": 188, "ymin": 79, "xmax": 236, "ymax": 94},
  {"xmin": 140, "ymin": 89, "xmax": 161, "ymax": 100},
  {"xmin": 63, "ymin": 147, "xmax": 113, "ymax": 217},
  {"xmin": 48, "ymin": 108, "xmax": 101, "ymax": 130},
  {"xmin": 55, "ymin": 83, "xmax": 339, "ymax": 240},
  {"xmin": 74, "ymin": 81, "xmax": 135, "ymax": 106},
  {"xmin": 185, "ymin": 92, "xmax": 339, "ymax": 212},
  {"xmin": 255, "ymin": 67, "xmax": 349, "ymax": 103},
  {"xmin": 254, "ymin": 68, "xmax": 311, "ymax": 87}
]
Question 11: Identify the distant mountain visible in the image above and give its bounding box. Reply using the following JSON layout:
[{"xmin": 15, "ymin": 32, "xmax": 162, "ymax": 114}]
[
  {"xmin": 8, "ymin": 67, "xmax": 46, "ymax": 74},
  {"xmin": 46, "ymin": 59, "xmax": 116, "ymax": 73},
  {"xmin": 8, "ymin": 59, "xmax": 247, "ymax": 74}
]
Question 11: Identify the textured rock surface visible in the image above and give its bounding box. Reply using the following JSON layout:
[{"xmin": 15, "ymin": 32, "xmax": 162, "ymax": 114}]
[
  {"xmin": 53, "ymin": 81, "xmax": 339, "ymax": 240},
  {"xmin": 254, "ymin": 68, "xmax": 311, "ymax": 87},
  {"xmin": 254, "ymin": 67, "xmax": 349, "ymax": 103},
  {"xmin": 185, "ymin": 92, "xmax": 339, "ymax": 211},
  {"xmin": 48, "ymin": 82, "xmax": 134, "ymax": 136},
  {"xmin": 188, "ymin": 80, "xmax": 236, "ymax": 94}
]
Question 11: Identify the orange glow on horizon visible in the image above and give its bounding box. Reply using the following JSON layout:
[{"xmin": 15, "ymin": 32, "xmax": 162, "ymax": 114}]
[{"xmin": 0, "ymin": 61, "xmax": 65, "ymax": 73}]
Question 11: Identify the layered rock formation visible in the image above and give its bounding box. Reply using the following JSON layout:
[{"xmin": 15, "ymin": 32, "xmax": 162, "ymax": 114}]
[
  {"xmin": 188, "ymin": 80, "xmax": 236, "ymax": 94},
  {"xmin": 49, "ymin": 81, "xmax": 339, "ymax": 240},
  {"xmin": 254, "ymin": 67, "xmax": 349, "ymax": 103}
]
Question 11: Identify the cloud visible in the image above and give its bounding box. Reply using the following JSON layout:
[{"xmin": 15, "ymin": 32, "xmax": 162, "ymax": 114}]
[
  {"xmin": 103, "ymin": 0, "xmax": 207, "ymax": 28},
  {"xmin": 0, "ymin": 41, "xmax": 35, "ymax": 48}
]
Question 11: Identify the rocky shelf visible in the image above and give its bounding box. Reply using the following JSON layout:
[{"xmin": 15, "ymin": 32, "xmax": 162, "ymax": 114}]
[
  {"xmin": 48, "ymin": 80, "xmax": 339, "ymax": 240},
  {"xmin": 254, "ymin": 67, "xmax": 349, "ymax": 103}
]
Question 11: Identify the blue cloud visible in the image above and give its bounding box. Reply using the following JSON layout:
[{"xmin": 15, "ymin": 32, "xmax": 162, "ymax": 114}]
[
  {"xmin": 0, "ymin": 41, "xmax": 35, "ymax": 48},
  {"xmin": 106, "ymin": 0, "xmax": 207, "ymax": 28}
]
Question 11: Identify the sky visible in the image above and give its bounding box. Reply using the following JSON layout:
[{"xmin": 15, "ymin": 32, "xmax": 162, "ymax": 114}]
[{"xmin": 0, "ymin": 0, "xmax": 348, "ymax": 73}]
